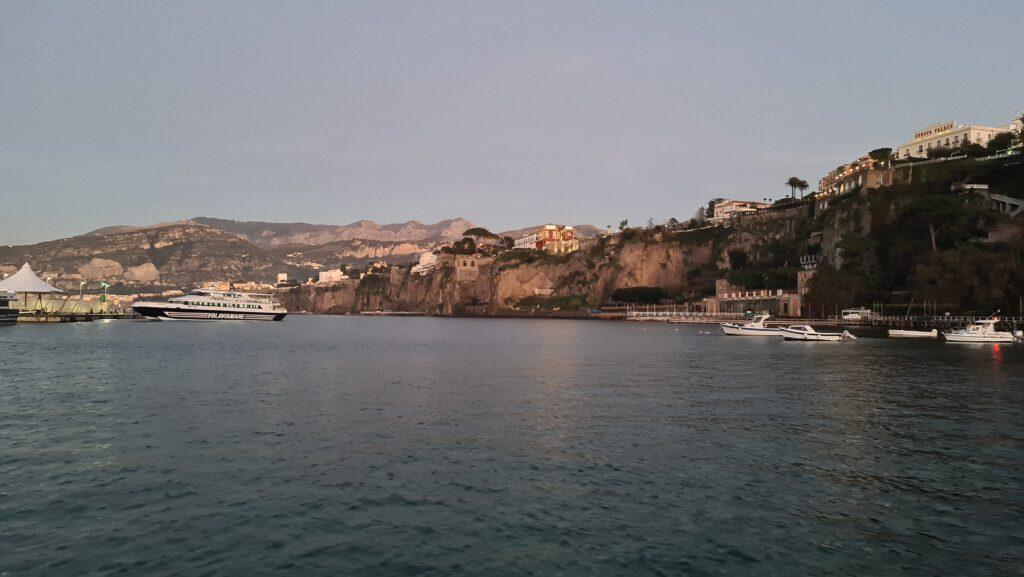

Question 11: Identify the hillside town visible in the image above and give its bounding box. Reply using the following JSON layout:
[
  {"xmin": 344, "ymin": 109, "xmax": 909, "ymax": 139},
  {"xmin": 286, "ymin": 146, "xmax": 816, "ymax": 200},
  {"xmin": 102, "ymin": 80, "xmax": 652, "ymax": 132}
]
[{"xmin": 2, "ymin": 111, "xmax": 1022, "ymax": 324}]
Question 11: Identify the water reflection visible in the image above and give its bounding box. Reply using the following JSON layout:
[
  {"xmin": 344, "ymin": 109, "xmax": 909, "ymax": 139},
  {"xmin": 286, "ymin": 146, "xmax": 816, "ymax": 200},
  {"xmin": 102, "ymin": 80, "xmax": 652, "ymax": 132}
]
[{"xmin": 1, "ymin": 318, "xmax": 1022, "ymax": 576}]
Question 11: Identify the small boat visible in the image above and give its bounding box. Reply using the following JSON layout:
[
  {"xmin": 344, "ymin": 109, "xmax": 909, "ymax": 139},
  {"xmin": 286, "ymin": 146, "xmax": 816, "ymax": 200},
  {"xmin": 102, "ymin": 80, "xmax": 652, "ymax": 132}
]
[
  {"xmin": 0, "ymin": 290, "xmax": 18, "ymax": 325},
  {"xmin": 721, "ymin": 315, "xmax": 781, "ymax": 336},
  {"xmin": 888, "ymin": 328, "xmax": 938, "ymax": 339},
  {"xmin": 132, "ymin": 288, "xmax": 287, "ymax": 321},
  {"xmin": 780, "ymin": 325, "xmax": 856, "ymax": 341},
  {"xmin": 942, "ymin": 319, "xmax": 1016, "ymax": 344}
]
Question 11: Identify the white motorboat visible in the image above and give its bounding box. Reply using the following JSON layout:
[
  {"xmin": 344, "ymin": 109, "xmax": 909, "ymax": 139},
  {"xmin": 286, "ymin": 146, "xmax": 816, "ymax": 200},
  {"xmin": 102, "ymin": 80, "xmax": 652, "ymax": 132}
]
[
  {"xmin": 780, "ymin": 325, "xmax": 856, "ymax": 342},
  {"xmin": 132, "ymin": 289, "xmax": 287, "ymax": 321},
  {"xmin": 942, "ymin": 319, "xmax": 1015, "ymax": 343},
  {"xmin": 888, "ymin": 328, "xmax": 938, "ymax": 339},
  {"xmin": 721, "ymin": 315, "xmax": 781, "ymax": 336},
  {"xmin": 0, "ymin": 290, "xmax": 18, "ymax": 325}
]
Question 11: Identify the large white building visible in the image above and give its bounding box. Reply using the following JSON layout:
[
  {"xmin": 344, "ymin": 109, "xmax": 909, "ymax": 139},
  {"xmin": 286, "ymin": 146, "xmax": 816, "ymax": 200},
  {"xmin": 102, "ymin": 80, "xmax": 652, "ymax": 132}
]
[
  {"xmin": 895, "ymin": 117, "xmax": 1021, "ymax": 160},
  {"xmin": 410, "ymin": 252, "xmax": 439, "ymax": 275},
  {"xmin": 317, "ymin": 269, "xmax": 349, "ymax": 284},
  {"xmin": 708, "ymin": 199, "xmax": 771, "ymax": 224}
]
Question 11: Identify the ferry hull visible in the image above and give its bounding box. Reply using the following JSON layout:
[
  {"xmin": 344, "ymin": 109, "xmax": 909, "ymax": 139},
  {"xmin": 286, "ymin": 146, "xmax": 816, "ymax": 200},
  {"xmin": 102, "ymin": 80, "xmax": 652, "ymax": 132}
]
[
  {"xmin": 133, "ymin": 305, "xmax": 286, "ymax": 321},
  {"xmin": 0, "ymin": 309, "xmax": 17, "ymax": 325}
]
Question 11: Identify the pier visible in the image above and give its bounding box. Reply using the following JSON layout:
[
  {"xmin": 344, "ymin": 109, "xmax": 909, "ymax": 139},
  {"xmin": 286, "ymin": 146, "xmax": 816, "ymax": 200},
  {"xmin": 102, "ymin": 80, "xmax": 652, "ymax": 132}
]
[
  {"xmin": 16, "ymin": 312, "xmax": 137, "ymax": 323},
  {"xmin": 624, "ymin": 305, "xmax": 1024, "ymax": 331}
]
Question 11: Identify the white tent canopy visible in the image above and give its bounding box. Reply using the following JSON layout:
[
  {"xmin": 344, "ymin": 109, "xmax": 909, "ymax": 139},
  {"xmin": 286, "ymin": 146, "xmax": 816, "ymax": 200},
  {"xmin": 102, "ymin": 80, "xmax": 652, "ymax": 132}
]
[{"xmin": 0, "ymin": 263, "xmax": 63, "ymax": 294}]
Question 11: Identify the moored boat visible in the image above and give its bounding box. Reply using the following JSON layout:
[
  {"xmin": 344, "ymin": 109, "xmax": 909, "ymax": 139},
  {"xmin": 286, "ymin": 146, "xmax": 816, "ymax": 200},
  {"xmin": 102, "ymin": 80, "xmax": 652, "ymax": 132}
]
[
  {"xmin": 721, "ymin": 315, "xmax": 781, "ymax": 336},
  {"xmin": 942, "ymin": 319, "xmax": 1015, "ymax": 343},
  {"xmin": 132, "ymin": 289, "xmax": 287, "ymax": 321},
  {"xmin": 0, "ymin": 290, "xmax": 18, "ymax": 325},
  {"xmin": 888, "ymin": 328, "xmax": 939, "ymax": 339},
  {"xmin": 780, "ymin": 325, "xmax": 856, "ymax": 342}
]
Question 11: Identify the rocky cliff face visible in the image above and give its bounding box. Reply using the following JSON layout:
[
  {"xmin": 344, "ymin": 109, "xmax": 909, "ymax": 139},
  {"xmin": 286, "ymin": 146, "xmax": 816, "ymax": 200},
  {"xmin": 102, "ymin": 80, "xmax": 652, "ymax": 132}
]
[
  {"xmin": 281, "ymin": 227, "xmax": 737, "ymax": 315},
  {"xmin": 267, "ymin": 239, "xmax": 438, "ymax": 268}
]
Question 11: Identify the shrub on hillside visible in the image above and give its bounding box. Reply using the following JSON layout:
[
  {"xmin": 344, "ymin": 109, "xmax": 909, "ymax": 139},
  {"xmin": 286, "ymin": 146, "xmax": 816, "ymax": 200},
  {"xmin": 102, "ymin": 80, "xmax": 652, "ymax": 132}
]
[{"xmin": 610, "ymin": 286, "xmax": 667, "ymax": 304}]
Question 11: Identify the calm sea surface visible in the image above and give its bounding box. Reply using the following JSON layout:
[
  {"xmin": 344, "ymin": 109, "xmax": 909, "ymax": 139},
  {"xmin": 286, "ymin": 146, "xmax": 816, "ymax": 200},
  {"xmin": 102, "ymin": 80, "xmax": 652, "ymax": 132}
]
[{"xmin": 2, "ymin": 317, "xmax": 1022, "ymax": 576}]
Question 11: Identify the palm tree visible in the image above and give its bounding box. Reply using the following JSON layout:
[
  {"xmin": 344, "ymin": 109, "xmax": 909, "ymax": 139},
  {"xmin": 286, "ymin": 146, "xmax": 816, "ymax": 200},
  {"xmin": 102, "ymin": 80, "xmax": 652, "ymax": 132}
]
[
  {"xmin": 785, "ymin": 177, "xmax": 803, "ymax": 199},
  {"xmin": 796, "ymin": 179, "xmax": 810, "ymax": 198}
]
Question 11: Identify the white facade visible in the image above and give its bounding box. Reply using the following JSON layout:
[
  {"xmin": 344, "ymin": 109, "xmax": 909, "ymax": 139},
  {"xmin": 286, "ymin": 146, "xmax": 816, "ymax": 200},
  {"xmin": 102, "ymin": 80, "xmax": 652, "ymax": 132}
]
[
  {"xmin": 276, "ymin": 273, "xmax": 289, "ymax": 283},
  {"xmin": 317, "ymin": 269, "xmax": 348, "ymax": 283},
  {"xmin": 895, "ymin": 118, "xmax": 1021, "ymax": 160},
  {"xmin": 708, "ymin": 199, "xmax": 770, "ymax": 224},
  {"xmin": 513, "ymin": 232, "xmax": 539, "ymax": 250},
  {"xmin": 410, "ymin": 252, "xmax": 439, "ymax": 275}
]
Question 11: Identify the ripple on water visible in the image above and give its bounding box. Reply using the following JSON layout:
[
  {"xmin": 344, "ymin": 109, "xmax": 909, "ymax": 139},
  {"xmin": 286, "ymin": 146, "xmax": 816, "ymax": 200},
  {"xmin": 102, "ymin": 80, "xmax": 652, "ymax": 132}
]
[{"xmin": 1, "ymin": 317, "xmax": 1022, "ymax": 576}]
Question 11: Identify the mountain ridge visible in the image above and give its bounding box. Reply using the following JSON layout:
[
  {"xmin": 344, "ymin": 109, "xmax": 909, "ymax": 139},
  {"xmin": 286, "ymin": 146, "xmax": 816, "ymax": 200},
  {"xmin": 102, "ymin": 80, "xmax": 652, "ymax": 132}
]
[{"xmin": 191, "ymin": 216, "xmax": 476, "ymax": 247}]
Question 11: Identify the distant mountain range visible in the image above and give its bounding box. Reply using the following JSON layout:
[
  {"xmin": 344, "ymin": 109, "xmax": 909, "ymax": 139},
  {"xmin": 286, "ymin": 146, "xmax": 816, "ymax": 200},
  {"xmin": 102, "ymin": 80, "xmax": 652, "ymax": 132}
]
[
  {"xmin": 189, "ymin": 217, "xmax": 475, "ymax": 247},
  {"xmin": 3, "ymin": 217, "xmax": 601, "ymax": 291}
]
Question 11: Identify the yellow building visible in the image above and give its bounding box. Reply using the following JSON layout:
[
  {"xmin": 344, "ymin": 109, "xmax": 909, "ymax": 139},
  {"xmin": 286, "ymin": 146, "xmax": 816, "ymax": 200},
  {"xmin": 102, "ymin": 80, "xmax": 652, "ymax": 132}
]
[
  {"xmin": 818, "ymin": 154, "xmax": 892, "ymax": 197},
  {"xmin": 895, "ymin": 118, "xmax": 1020, "ymax": 160}
]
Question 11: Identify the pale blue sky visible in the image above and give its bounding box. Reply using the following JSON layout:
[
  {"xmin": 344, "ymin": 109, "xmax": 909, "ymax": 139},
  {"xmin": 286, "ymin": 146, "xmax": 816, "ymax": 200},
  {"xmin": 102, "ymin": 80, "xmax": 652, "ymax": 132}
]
[{"xmin": 2, "ymin": 1, "xmax": 1021, "ymax": 244}]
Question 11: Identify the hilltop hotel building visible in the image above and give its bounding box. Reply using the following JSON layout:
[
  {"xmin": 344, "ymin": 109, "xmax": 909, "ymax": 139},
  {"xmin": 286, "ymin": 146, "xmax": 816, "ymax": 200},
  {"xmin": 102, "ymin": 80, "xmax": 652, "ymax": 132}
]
[{"xmin": 894, "ymin": 118, "xmax": 1021, "ymax": 160}]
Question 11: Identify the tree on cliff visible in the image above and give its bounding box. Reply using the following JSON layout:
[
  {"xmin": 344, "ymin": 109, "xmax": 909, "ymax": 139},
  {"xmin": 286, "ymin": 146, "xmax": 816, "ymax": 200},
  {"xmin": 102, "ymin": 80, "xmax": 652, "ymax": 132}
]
[
  {"xmin": 618, "ymin": 220, "xmax": 628, "ymax": 231},
  {"xmin": 958, "ymin": 141, "xmax": 987, "ymax": 157},
  {"xmin": 902, "ymin": 194, "xmax": 985, "ymax": 253},
  {"xmin": 927, "ymin": 146, "xmax": 955, "ymax": 159},
  {"xmin": 452, "ymin": 237, "xmax": 476, "ymax": 254},
  {"xmin": 986, "ymin": 131, "xmax": 1016, "ymax": 154},
  {"xmin": 804, "ymin": 264, "xmax": 867, "ymax": 318},
  {"xmin": 785, "ymin": 177, "xmax": 809, "ymax": 198},
  {"xmin": 611, "ymin": 286, "xmax": 667, "ymax": 304},
  {"xmin": 868, "ymin": 148, "xmax": 892, "ymax": 162},
  {"xmin": 727, "ymin": 248, "xmax": 749, "ymax": 269},
  {"xmin": 463, "ymin": 227, "xmax": 499, "ymax": 239},
  {"xmin": 910, "ymin": 246, "xmax": 1021, "ymax": 313}
]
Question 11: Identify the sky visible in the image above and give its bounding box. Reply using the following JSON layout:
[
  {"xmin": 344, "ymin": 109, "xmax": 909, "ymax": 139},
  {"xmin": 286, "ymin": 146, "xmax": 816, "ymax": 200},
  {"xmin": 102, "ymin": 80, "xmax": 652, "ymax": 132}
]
[{"xmin": 2, "ymin": 1, "xmax": 1022, "ymax": 245}]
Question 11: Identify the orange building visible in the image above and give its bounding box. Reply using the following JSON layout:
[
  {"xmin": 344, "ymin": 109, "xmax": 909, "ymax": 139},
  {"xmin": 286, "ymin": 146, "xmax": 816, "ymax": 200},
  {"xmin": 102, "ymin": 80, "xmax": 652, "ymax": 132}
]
[{"xmin": 513, "ymin": 224, "xmax": 579, "ymax": 254}]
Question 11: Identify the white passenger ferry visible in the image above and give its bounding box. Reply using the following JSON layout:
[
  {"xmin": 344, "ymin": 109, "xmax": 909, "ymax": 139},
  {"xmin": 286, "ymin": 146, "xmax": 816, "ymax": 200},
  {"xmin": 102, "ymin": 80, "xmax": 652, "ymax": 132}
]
[{"xmin": 131, "ymin": 289, "xmax": 287, "ymax": 321}]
